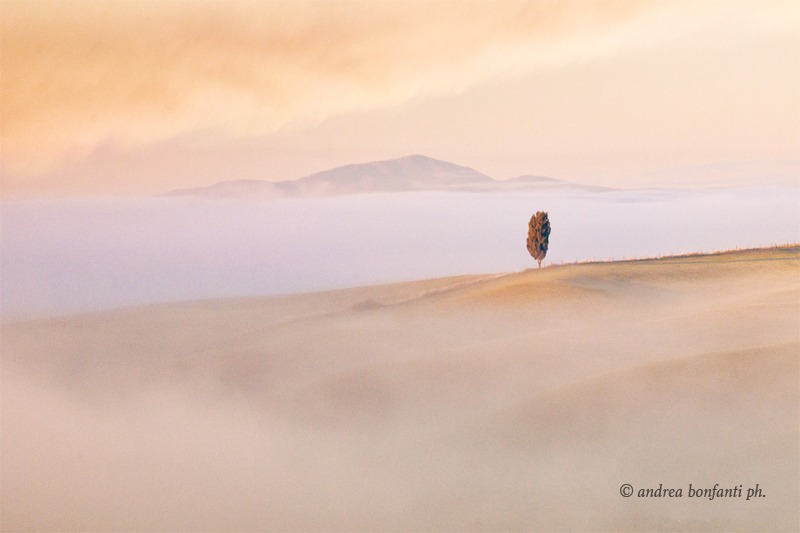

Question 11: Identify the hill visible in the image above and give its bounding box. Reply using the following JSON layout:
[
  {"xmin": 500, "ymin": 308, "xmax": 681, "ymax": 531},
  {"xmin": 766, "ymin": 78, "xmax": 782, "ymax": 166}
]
[
  {"xmin": 286, "ymin": 154, "xmax": 493, "ymax": 196},
  {"xmin": 2, "ymin": 246, "xmax": 798, "ymax": 530},
  {"xmin": 165, "ymin": 154, "xmax": 600, "ymax": 198}
]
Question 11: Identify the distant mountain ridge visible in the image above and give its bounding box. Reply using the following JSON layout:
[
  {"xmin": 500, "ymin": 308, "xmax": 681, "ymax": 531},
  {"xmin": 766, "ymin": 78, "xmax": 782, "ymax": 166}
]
[
  {"xmin": 166, "ymin": 154, "xmax": 608, "ymax": 199},
  {"xmin": 289, "ymin": 154, "xmax": 492, "ymax": 196}
]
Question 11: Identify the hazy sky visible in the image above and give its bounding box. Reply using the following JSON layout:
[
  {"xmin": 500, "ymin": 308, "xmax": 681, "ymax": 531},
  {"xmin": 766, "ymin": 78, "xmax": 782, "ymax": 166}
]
[{"xmin": 2, "ymin": 0, "xmax": 798, "ymax": 197}]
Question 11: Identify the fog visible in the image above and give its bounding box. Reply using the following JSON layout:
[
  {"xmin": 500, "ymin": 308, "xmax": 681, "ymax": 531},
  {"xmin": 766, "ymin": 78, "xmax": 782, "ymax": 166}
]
[
  {"xmin": 2, "ymin": 249, "xmax": 797, "ymax": 530},
  {"xmin": 1, "ymin": 186, "xmax": 798, "ymax": 318}
]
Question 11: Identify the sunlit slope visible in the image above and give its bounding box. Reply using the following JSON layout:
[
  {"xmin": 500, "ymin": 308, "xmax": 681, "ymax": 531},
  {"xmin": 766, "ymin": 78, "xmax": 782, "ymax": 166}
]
[{"xmin": 2, "ymin": 246, "xmax": 798, "ymax": 531}]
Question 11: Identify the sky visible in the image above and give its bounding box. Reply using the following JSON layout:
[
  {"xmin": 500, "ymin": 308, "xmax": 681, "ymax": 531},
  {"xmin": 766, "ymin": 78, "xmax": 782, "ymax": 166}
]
[{"xmin": 1, "ymin": 0, "xmax": 798, "ymax": 197}]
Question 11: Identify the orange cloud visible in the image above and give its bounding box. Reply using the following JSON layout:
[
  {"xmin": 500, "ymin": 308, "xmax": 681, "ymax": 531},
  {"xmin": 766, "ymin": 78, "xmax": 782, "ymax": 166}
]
[{"xmin": 1, "ymin": 0, "xmax": 795, "ymax": 181}]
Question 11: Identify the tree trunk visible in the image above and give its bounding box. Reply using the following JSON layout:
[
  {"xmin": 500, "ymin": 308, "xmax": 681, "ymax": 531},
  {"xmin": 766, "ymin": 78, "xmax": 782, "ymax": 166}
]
[{"xmin": 537, "ymin": 259, "xmax": 542, "ymax": 269}]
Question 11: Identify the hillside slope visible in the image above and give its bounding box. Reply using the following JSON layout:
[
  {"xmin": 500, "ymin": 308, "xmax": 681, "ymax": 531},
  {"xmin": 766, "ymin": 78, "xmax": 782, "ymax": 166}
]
[{"xmin": 2, "ymin": 246, "xmax": 798, "ymax": 531}]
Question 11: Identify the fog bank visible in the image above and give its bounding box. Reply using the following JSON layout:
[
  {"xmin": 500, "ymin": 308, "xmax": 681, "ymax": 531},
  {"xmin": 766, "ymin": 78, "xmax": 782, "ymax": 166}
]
[
  {"xmin": 2, "ymin": 248, "xmax": 797, "ymax": 530},
  {"xmin": 2, "ymin": 186, "xmax": 797, "ymax": 318}
]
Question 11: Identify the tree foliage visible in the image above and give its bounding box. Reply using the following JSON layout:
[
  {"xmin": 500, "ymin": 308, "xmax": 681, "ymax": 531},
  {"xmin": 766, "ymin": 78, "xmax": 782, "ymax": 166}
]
[{"xmin": 527, "ymin": 211, "xmax": 551, "ymax": 268}]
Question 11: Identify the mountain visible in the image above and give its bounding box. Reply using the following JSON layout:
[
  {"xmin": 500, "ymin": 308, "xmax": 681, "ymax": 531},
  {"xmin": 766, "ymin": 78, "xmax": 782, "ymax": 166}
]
[
  {"xmin": 505, "ymin": 175, "xmax": 564, "ymax": 185},
  {"xmin": 286, "ymin": 154, "xmax": 493, "ymax": 196},
  {"xmin": 168, "ymin": 179, "xmax": 285, "ymax": 200},
  {"xmin": 502, "ymin": 174, "xmax": 616, "ymax": 192},
  {"xmin": 165, "ymin": 154, "xmax": 602, "ymax": 198}
]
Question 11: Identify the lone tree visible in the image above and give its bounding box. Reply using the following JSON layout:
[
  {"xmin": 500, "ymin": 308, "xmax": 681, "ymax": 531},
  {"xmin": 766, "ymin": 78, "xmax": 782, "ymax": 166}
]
[{"xmin": 527, "ymin": 211, "xmax": 551, "ymax": 268}]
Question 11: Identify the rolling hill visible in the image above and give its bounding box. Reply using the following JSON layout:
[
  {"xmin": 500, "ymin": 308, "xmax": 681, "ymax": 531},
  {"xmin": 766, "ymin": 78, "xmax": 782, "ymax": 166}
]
[
  {"xmin": 2, "ymin": 246, "xmax": 797, "ymax": 530},
  {"xmin": 166, "ymin": 154, "xmax": 602, "ymax": 198}
]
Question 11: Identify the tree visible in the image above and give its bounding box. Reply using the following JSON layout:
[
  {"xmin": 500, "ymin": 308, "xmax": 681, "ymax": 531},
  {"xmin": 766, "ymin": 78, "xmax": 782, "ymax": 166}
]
[{"xmin": 527, "ymin": 211, "xmax": 551, "ymax": 268}]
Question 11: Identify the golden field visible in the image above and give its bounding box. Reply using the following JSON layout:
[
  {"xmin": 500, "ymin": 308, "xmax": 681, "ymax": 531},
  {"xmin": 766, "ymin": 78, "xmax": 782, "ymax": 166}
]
[{"xmin": 2, "ymin": 246, "xmax": 798, "ymax": 531}]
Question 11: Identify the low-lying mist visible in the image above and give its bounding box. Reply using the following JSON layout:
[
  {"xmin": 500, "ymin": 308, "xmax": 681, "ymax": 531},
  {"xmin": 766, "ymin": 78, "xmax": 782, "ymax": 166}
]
[
  {"xmin": 2, "ymin": 251, "xmax": 798, "ymax": 530},
  {"xmin": 1, "ymin": 186, "xmax": 798, "ymax": 318}
]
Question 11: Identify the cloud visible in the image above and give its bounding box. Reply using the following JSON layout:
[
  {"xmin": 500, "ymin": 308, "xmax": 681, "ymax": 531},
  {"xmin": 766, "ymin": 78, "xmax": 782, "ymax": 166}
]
[{"xmin": 1, "ymin": 0, "xmax": 795, "ymax": 180}]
